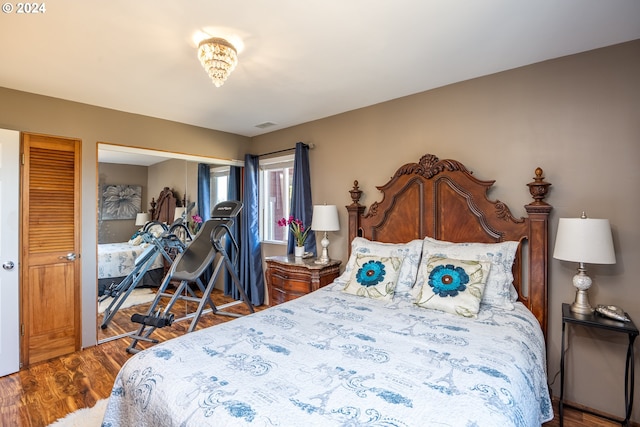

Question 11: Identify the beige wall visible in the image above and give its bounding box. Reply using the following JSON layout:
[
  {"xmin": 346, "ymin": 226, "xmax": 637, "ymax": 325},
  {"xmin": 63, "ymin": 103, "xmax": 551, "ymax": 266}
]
[
  {"xmin": 253, "ymin": 40, "xmax": 640, "ymax": 421},
  {"xmin": 1, "ymin": 38, "xmax": 638, "ymax": 420}
]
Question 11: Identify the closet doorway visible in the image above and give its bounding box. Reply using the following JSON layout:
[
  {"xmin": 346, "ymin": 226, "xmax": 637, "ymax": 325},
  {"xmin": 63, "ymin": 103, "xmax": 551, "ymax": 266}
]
[{"xmin": 20, "ymin": 133, "xmax": 82, "ymax": 367}]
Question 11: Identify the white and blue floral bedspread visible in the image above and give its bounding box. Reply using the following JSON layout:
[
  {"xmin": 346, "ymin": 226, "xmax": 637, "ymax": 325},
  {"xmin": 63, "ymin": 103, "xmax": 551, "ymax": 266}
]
[
  {"xmin": 98, "ymin": 242, "xmax": 164, "ymax": 279},
  {"xmin": 102, "ymin": 284, "xmax": 553, "ymax": 426}
]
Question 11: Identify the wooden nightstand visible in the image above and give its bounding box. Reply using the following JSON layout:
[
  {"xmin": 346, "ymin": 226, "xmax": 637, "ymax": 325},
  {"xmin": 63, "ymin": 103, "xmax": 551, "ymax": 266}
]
[{"xmin": 265, "ymin": 255, "xmax": 341, "ymax": 306}]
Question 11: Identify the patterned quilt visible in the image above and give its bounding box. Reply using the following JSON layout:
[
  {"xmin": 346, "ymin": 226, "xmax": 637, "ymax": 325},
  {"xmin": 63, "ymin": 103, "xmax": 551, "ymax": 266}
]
[
  {"xmin": 102, "ymin": 283, "xmax": 553, "ymax": 426},
  {"xmin": 98, "ymin": 242, "xmax": 164, "ymax": 279}
]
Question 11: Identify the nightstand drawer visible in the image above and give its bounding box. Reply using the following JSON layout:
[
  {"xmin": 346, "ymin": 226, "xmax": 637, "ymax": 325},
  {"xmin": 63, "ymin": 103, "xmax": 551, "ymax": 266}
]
[
  {"xmin": 270, "ymin": 271, "xmax": 312, "ymax": 293},
  {"xmin": 265, "ymin": 256, "xmax": 341, "ymax": 306}
]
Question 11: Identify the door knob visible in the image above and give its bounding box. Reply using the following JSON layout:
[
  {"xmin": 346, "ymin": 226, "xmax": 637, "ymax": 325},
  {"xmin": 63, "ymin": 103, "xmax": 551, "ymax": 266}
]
[
  {"xmin": 2, "ymin": 261, "xmax": 15, "ymax": 270},
  {"xmin": 59, "ymin": 253, "xmax": 77, "ymax": 261}
]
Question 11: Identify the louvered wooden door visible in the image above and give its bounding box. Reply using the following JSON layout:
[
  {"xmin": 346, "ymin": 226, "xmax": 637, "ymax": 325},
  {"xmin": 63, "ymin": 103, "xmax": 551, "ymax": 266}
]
[{"xmin": 20, "ymin": 133, "xmax": 81, "ymax": 366}]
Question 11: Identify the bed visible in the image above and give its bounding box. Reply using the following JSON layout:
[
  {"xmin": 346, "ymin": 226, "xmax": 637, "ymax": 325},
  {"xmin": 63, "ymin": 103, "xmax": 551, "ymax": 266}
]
[
  {"xmin": 97, "ymin": 187, "xmax": 181, "ymax": 296},
  {"xmin": 103, "ymin": 154, "xmax": 553, "ymax": 426}
]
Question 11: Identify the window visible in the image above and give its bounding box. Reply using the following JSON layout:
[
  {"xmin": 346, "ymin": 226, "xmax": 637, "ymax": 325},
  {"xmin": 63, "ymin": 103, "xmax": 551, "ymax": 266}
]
[
  {"xmin": 210, "ymin": 166, "xmax": 230, "ymax": 208},
  {"xmin": 260, "ymin": 155, "xmax": 294, "ymax": 243}
]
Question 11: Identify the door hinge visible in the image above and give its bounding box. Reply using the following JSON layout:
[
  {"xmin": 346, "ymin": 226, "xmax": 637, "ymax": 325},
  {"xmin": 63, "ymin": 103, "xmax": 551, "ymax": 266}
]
[
  {"xmin": 21, "ymin": 324, "xmax": 25, "ymax": 336},
  {"xmin": 21, "ymin": 153, "xmax": 25, "ymax": 165}
]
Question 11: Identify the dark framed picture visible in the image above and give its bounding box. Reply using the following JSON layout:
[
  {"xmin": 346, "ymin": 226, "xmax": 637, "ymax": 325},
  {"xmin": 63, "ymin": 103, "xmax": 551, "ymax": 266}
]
[{"xmin": 100, "ymin": 184, "xmax": 142, "ymax": 220}]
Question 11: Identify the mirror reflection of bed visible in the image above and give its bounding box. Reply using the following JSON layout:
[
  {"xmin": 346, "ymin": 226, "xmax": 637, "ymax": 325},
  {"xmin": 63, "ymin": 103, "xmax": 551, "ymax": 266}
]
[{"xmin": 96, "ymin": 144, "xmax": 243, "ymax": 344}]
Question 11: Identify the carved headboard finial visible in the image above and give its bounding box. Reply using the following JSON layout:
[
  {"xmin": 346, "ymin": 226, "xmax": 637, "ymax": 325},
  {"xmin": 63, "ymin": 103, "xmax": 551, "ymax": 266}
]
[
  {"xmin": 526, "ymin": 167, "xmax": 551, "ymax": 205},
  {"xmin": 394, "ymin": 154, "xmax": 471, "ymax": 179},
  {"xmin": 349, "ymin": 180, "xmax": 363, "ymax": 206}
]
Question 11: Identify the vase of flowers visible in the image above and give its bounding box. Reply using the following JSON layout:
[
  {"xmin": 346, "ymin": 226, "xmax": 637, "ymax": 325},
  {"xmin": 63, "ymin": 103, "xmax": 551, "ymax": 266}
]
[
  {"xmin": 189, "ymin": 214, "xmax": 203, "ymax": 235},
  {"xmin": 277, "ymin": 215, "xmax": 309, "ymax": 257}
]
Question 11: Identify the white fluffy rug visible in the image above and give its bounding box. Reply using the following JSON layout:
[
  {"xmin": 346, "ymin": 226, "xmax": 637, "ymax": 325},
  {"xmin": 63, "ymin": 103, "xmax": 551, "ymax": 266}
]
[
  {"xmin": 98, "ymin": 288, "xmax": 156, "ymax": 314},
  {"xmin": 47, "ymin": 399, "xmax": 108, "ymax": 427}
]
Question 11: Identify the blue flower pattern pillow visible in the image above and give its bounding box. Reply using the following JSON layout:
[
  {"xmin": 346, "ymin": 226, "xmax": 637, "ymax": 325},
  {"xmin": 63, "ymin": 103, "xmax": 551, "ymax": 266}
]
[
  {"xmin": 418, "ymin": 237, "xmax": 519, "ymax": 310},
  {"xmin": 413, "ymin": 257, "xmax": 491, "ymax": 317},
  {"xmin": 342, "ymin": 254, "xmax": 402, "ymax": 301},
  {"xmin": 335, "ymin": 237, "xmax": 423, "ymax": 294}
]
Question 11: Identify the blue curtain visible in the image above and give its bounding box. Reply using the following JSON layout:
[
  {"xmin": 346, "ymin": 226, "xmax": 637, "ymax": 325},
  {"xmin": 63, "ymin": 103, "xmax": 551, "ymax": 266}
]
[
  {"xmin": 235, "ymin": 155, "xmax": 264, "ymax": 305},
  {"xmin": 196, "ymin": 163, "xmax": 213, "ymax": 284},
  {"xmin": 224, "ymin": 165, "xmax": 242, "ymax": 295},
  {"xmin": 287, "ymin": 142, "xmax": 317, "ymax": 256},
  {"xmin": 197, "ymin": 163, "xmax": 211, "ymax": 220}
]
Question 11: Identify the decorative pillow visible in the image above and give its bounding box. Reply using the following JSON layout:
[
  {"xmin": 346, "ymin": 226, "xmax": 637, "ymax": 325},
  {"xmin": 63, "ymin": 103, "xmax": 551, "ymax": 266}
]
[
  {"xmin": 342, "ymin": 254, "xmax": 402, "ymax": 301},
  {"xmin": 128, "ymin": 224, "xmax": 165, "ymax": 246},
  {"xmin": 417, "ymin": 237, "xmax": 520, "ymax": 310},
  {"xmin": 128, "ymin": 230, "xmax": 144, "ymax": 246},
  {"xmin": 413, "ymin": 257, "xmax": 491, "ymax": 317},
  {"xmin": 334, "ymin": 237, "xmax": 423, "ymax": 293}
]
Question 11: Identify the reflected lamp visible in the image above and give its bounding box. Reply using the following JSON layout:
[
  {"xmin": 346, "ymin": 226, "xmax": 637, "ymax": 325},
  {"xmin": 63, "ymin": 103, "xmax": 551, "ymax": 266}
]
[{"xmin": 135, "ymin": 212, "xmax": 150, "ymax": 226}]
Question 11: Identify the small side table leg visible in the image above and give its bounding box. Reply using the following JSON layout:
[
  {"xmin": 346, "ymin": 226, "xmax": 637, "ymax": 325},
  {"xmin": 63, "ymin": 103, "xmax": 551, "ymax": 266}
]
[
  {"xmin": 560, "ymin": 320, "xmax": 567, "ymax": 427},
  {"xmin": 624, "ymin": 334, "xmax": 636, "ymax": 427}
]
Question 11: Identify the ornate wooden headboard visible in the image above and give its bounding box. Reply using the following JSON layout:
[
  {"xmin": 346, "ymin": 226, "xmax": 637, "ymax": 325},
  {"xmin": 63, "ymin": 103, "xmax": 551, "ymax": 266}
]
[
  {"xmin": 347, "ymin": 154, "xmax": 552, "ymax": 335},
  {"xmin": 150, "ymin": 187, "xmax": 178, "ymax": 224}
]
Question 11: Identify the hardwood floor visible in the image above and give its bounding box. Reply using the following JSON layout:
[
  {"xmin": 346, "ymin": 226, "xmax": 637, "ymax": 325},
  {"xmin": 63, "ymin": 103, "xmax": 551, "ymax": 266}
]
[
  {"xmin": 0, "ymin": 289, "xmax": 630, "ymax": 427},
  {"xmin": 0, "ymin": 289, "xmax": 258, "ymax": 427}
]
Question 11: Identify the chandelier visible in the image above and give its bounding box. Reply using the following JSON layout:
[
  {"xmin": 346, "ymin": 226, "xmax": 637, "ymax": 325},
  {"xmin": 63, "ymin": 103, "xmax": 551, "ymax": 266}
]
[{"xmin": 197, "ymin": 37, "xmax": 238, "ymax": 87}]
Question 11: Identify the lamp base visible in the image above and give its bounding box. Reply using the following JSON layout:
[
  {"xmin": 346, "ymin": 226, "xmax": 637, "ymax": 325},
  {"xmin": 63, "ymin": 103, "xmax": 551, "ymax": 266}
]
[
  {"xmin": 570, "ymin": 289, "xmax": 594, "ymax": 315},
  {"xmin": 316, "ymin": 232, "xmax": 330, "ymax": 264},
  {"xmin": 569, "ymin": 264, "xmax": 594, "ymax": 314}
]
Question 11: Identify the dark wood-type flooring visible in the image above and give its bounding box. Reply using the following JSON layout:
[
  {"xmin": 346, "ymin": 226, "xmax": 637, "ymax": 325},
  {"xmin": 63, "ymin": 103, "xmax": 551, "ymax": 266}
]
[{"xmin": 0, "ymin": 288, "xmax": 629, "ymax": 426}]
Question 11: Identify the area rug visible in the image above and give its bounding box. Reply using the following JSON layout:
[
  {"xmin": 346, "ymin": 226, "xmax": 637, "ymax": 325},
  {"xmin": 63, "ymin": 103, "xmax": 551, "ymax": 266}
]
[
  {"xmin": 47, "ymin": 398, "xmax": 108, "ymax": 427},
  {"xmin": 98, "ymin": 288, "xmax": 156, "ymax": 314}
]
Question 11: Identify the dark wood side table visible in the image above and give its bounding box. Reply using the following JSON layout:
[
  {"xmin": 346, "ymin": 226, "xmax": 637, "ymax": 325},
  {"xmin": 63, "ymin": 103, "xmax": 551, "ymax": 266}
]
[
  {"xmin": 560, "ymin": 303, "xmax": 638, "ymax": 426},
  {"xmin": 265, "ymin": 255, "xmax": 341, "ymax": 306}
]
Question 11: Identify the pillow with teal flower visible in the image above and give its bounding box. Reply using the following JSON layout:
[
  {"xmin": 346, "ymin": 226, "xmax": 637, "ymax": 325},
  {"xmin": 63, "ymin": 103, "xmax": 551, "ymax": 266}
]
[
  {"xmin": 418, "ymin": 237, "xmax": 519, "ymax": 310},
  {"xmin": 413, "ymin": 257, "xmax": 491, "ymax": 317},
  {"xmin": 342, "ymin": 254, "xmax": 403, "ymax": 301},
  {"xmin": 334, "ymin": 237, "xmax": 423, "ymax": 294}
]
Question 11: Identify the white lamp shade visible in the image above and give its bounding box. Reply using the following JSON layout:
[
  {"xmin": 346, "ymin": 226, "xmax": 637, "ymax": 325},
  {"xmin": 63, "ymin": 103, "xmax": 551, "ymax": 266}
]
[
  {"xmin": 174, "ymin": 207, "xmax": 186, "ymax": 221},
  {"xmin": 135, "ymin": 212, "xmax": 150, "ymax": 226},
  {"xmin": 553, "ymin": 217, "xmax": 616, "ymax": 264},
  {"xmin": 311, "ymin": 205, "xmax": 340, "ymax": 231}
]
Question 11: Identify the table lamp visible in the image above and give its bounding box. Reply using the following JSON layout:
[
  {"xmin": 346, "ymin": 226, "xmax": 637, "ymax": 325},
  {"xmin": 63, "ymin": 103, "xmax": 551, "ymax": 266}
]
[
  {"xmin": 553, "ymin": 212, "xmax": 616, "ymax": 314},
  {"xmin": 311, "ymin": 205, "xmax": 340, "ymax": 264},
  {"xmin": 135, "ymin": 212, "xmax": 150, "ymax": 226},
  {"xmin": 174, "ymin": 207, "xmax": 186, "ymax": 223}
]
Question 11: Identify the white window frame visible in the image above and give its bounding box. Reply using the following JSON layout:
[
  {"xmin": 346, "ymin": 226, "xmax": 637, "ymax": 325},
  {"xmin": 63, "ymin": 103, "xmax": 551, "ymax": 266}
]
[
  {"xmin": 259, "ymin": 154, "xmax": 294, "ymax": 244},
  {"xmin": 210, "ymin": 165, "xmax": 230, "ymax": 208}
]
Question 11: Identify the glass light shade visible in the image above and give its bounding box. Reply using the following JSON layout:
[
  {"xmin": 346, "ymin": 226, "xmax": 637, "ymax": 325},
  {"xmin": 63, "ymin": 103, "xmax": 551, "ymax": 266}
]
[
  {"xmin": 197, "ymin": 37, "xmax": 238, "ymax": 88},
  {"xmin": 553, "ymin": 217, "xmax": 615, "ymax": 264},
  {"xmin": 135, "ymin": 212, "xmax": 150, "ymax": 226},
  {"xmin": 311, "ymin": 205, "xmax": 340, "ymax": 231}
]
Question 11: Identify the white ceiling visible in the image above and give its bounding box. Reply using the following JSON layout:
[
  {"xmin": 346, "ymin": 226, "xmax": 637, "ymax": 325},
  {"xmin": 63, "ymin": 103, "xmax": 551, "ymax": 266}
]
[{"xmin": 1, "ymin": 0, "xmax": 639, "ymax": 137}]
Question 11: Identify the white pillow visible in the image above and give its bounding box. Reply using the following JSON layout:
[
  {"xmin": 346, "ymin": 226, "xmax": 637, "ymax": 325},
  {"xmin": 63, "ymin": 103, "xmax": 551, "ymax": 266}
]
[
  {"xmin": 335, "ymin": 237, "xmax": 423, "ymax": 293},
  {"xmin": 413, "ymin": 257, "xmax": 491, "ymax": 317},
  {"xmin": 417, "ymin": 237, "xmax": 520, "ymax": 310},
  {"xmin": 128, "ymin": 224, "xmax": 165, "ymax": 246},
  {"xmin": 342, "ymin": 254, "xmax": 402, "ymax": 301}
]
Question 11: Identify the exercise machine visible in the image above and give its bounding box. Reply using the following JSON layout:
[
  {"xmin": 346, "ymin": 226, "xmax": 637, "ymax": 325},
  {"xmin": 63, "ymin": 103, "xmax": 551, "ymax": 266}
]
[
  {"xmin": 127, "ymin": 200, "xmax": 254, "ymax": 353},
  {"xmin": 99, "ymin": 219, "xmax": 189, "ymax": 329}
]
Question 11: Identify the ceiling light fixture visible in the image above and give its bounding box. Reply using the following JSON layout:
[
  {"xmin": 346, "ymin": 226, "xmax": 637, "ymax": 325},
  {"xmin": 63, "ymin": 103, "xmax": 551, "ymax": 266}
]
[{"xmin": 197, "ymin": 37, "xmax": 238, "ymax": 87}]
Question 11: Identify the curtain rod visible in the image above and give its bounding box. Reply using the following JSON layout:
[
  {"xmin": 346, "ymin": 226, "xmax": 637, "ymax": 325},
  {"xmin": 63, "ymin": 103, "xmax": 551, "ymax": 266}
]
[{"xmin": 257, "ymin": 142, "xmax": 314, "ymax": 157}]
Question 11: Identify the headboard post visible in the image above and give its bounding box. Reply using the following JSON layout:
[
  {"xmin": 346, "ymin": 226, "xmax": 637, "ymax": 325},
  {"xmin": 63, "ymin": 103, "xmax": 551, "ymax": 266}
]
[
  {"xmin": 347, "ymin": 180, "xmax": 365, "ymax": 254},
  {"xmin": 525, "ymin": 168, "xmax": 552, "ymax": 336}
]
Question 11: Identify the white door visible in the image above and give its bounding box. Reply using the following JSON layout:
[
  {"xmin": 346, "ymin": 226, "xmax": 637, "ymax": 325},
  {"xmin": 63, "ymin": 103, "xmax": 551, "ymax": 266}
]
[{"xmin": 0, "ymin": 128, "xmax": 20, "ymax": 376}]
